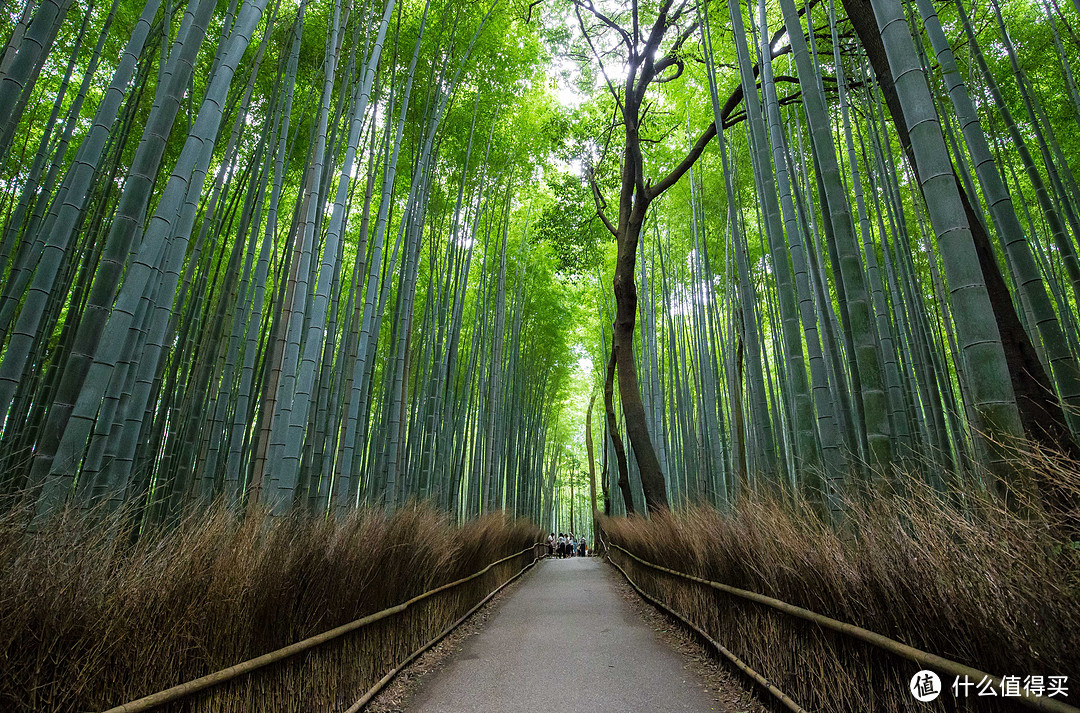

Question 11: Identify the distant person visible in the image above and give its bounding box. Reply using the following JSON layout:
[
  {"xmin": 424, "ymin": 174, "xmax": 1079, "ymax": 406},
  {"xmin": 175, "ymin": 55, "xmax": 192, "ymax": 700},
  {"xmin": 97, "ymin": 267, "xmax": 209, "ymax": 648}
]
[
  {"xmin": 578, "ymin": 538, "xmax": 587, "ymax": 557},
  {"xmin": 547, "ymin": 533, "xmax": 555, "ymax": 557},
  {"xmin": 557, "ymin": 533, "xmax": 566, "ymax": 558}
]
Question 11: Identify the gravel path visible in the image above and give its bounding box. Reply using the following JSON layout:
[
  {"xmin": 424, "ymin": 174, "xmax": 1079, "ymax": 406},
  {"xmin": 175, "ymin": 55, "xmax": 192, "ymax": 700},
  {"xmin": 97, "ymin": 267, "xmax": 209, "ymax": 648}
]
[{"xmin": 405, "ymin": 556, "xmax": 726, "ymax": 713}]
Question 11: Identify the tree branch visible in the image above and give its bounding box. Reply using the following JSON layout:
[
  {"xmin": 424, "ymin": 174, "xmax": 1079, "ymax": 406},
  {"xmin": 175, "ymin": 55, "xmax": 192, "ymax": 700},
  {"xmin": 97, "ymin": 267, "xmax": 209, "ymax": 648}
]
[
  {"xmin": 647, "ymin": 10, "xmax": 812, "ymax": 199},
  {"xmin": 667, "ymin": 0, "xmax": 694, "ymax": 25},
  {"xmin": 587, "ymin": 169, "xmax": 618, "ymax": 238},
  {"xmin": 576, "ymin": 5, "xmax": 624, "ymax": 113},
  {"xmin": 654, "ymin": 57, "xmax": 684, "ymax": 83},
  {"xmin": 575, "ymin": 0, "xmax": 635, "ymax": 54},
  {"xmin": 638, "ymin": 0, "xmax": 679, "ymax": 92},
  {"xmin": 723, "ymin": 90, "xmax": 805, "ymax": 127},
  {"xmin": 647, "ymin": 122, "xmax": 717, "ymax": 198},
  {"xmin": 525, "ymin": 0, "xmax": 542, "ymax": 23}
]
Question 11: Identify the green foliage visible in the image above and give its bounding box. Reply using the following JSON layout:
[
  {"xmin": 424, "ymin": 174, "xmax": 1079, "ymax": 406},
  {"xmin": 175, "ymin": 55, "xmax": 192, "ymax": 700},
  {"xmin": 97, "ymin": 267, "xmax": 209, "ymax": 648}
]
[
  {"xmin": 536, "ymin": 172, "xmax": 605, "ymax": 277},
  {"xmin": 3, "ymin": 0, "xmax": 1080, "ymax": 523}
]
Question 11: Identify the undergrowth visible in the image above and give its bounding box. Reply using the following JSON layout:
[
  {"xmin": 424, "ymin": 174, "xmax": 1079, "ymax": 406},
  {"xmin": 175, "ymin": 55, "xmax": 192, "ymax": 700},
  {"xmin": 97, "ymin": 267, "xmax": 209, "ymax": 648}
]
[
  {"xmin": 0, "ymin": 502, "xmax": 541, "ymax": 712},
  {"xmin": 601, "ymin": 448, "xmax": 1080, "ymax": 712}
]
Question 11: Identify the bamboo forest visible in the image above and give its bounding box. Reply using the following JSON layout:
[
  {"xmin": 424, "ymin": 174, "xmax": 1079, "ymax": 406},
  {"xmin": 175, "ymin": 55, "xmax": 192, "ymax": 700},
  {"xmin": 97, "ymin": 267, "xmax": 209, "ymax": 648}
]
[{"xmin": 2, "ymin": 0, "xmax": 1079, "ymax": 710}]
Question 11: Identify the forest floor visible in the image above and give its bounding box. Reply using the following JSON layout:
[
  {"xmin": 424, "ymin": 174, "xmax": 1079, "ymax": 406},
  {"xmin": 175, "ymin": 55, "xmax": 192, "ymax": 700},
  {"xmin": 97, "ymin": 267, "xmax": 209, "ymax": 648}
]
[{"xmin": 367, "ymin": 556, "xmax": 768, "ymax": 713}]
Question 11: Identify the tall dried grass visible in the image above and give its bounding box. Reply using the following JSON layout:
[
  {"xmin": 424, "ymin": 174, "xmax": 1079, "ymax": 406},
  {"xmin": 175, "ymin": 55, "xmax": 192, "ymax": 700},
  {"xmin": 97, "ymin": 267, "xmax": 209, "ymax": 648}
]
[
  {"xmin": 602, "ymin": 450, "xmax": 1080, "ymax": 712},
  {"xmin": 0, "ymin": 502, "xmax": 541, "ymax": 712}
]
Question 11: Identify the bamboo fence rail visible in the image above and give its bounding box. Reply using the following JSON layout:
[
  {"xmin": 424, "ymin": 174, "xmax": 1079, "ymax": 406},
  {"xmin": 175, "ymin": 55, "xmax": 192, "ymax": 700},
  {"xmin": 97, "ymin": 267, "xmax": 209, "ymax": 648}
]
[
  {"xmin": 101, "ymin": 544, "xmax": 546, "ymax": 713},
  {"xmin": 607, "ymin": 543, "xmax": 1079, "ymax": 713},
  {"xmin": 606, "ymin": 547, "xmax": 807, "ymax": 712}
]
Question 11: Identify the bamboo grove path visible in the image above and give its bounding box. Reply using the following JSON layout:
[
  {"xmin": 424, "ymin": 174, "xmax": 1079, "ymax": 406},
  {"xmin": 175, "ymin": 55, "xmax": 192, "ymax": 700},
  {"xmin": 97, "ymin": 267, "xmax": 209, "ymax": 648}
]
[{"xmin": 406, "ymin": 557, "xmax": 721, "ymax": 713}]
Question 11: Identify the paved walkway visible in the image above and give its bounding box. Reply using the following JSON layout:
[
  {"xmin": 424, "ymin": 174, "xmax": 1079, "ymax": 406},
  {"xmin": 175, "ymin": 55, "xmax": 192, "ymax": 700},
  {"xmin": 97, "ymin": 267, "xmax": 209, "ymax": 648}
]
[{"xmin": 407, "ymin": 556, "xmax": 719, "ymax": 712}]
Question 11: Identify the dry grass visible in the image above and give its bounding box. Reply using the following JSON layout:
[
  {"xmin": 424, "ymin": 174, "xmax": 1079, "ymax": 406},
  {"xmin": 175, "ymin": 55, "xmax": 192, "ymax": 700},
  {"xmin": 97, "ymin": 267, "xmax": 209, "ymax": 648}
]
[
  {"xmin": 0, "ymin": 501, "xmax": 541, "ymax": 713},
  {"xmin": 601, "ymin": 451, "xmax": 1080, "ymax": 712}
]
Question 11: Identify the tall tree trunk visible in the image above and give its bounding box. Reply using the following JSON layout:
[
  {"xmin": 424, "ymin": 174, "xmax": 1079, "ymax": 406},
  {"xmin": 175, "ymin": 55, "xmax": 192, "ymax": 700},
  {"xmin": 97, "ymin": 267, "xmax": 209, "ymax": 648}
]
[
  {"xmin": 586, "ymin": 392, "xmax": 599, "ymax": 534},
  {"xmin": 613, "ymin": 215, "xmax": 668, "ymax": 511},
  {"xmin": 604, "ymin": 349, "xmax": 635, "ymax": 514}
]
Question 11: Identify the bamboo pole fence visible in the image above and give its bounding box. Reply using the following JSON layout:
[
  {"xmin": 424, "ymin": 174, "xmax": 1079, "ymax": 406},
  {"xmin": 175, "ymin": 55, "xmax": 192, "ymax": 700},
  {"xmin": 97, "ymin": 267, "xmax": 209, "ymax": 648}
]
[
  {"xmin": 606, "ymin": 543, "xmax": 1079, "ymax": 713},
  {"xmin": 101, "ymin": 544, "xmax": 547, "ymax": 713}
]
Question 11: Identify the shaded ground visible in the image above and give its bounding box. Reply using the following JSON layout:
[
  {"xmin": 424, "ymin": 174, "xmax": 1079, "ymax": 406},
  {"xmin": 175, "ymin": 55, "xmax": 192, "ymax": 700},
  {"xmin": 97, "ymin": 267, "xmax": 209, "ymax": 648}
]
[
  {"xmin": 608, "ymin": 560, "xmax": 771, "ymax": 713},
  {"xmin": 365, "ymin": 567, "xmax": 530, "ymax": 713},
  {"xmin": 374, "ymin": 556, "xmax": 765, "ymax": 713}
]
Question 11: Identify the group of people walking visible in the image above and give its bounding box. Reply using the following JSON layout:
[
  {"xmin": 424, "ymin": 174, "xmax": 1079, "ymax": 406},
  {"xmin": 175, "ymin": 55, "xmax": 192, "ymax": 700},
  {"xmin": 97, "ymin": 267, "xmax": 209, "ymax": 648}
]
[{"xmin": 548, "ymin": 532, "xmax": 587, "ymax": 558}]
